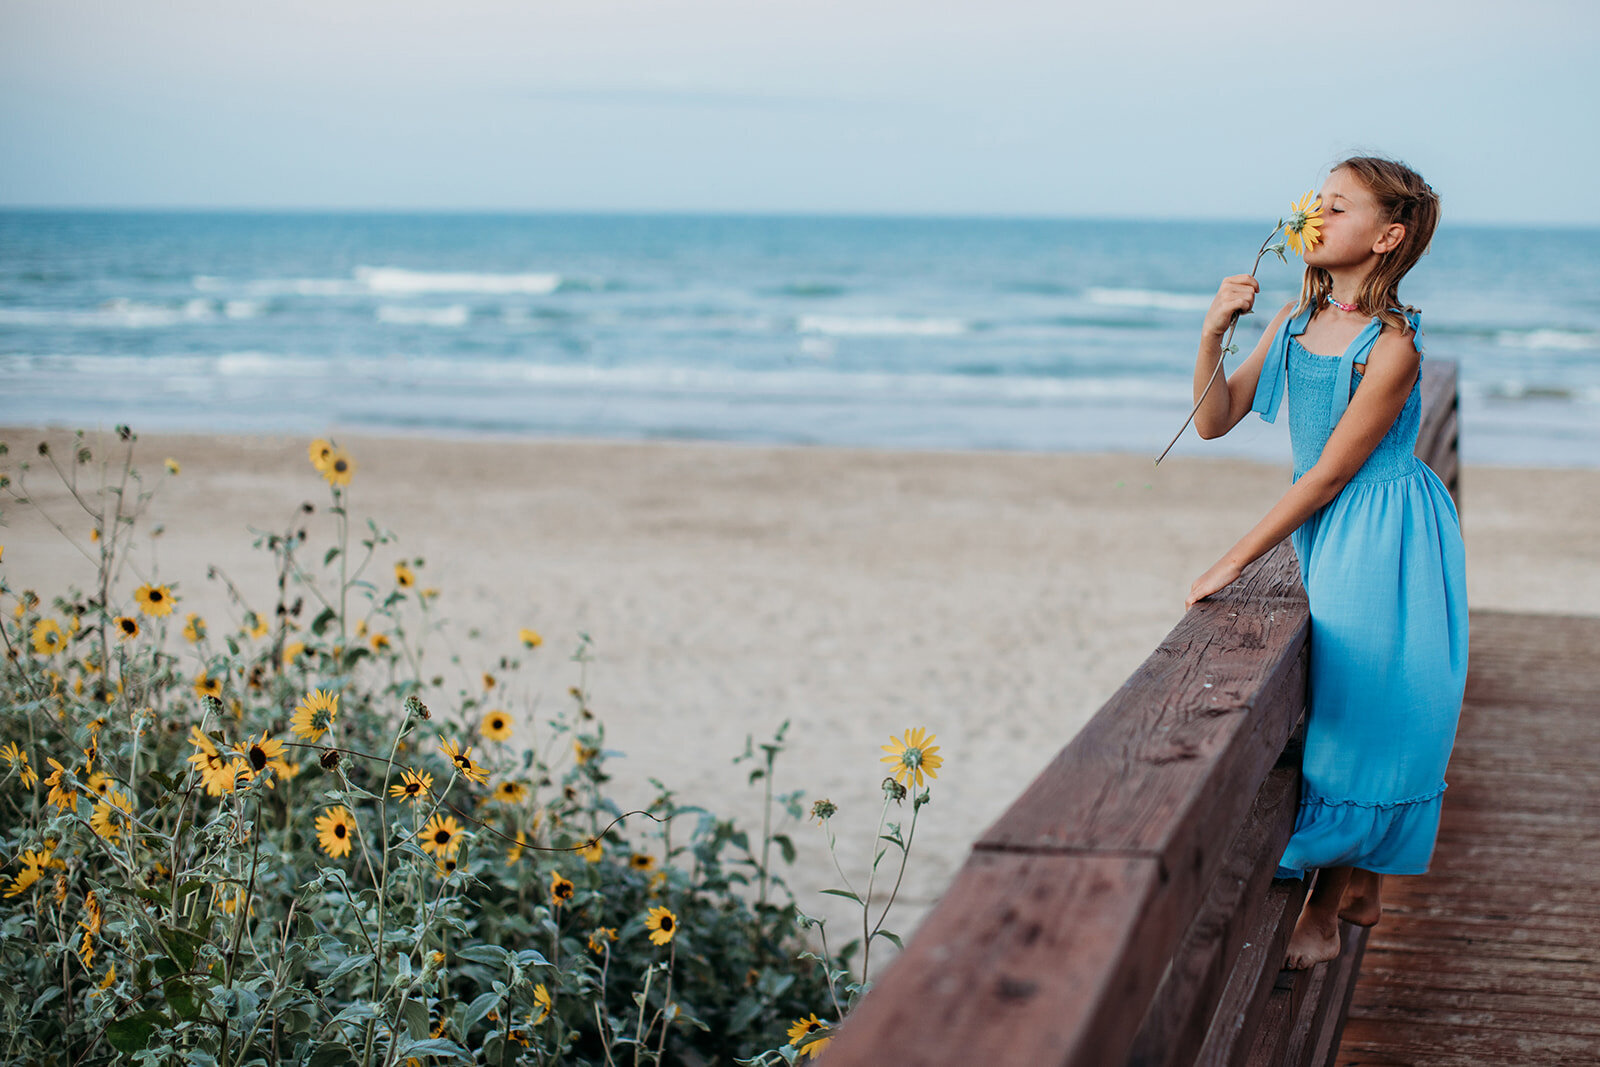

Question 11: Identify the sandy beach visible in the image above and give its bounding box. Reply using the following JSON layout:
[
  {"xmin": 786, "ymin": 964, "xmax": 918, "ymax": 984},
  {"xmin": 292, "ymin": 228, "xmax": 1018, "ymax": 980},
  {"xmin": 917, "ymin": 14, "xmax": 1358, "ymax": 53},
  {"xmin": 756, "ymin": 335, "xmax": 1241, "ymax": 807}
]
[{"xmin": 3, "ymin": 427, "xmax": 1597, "ymax": 939}]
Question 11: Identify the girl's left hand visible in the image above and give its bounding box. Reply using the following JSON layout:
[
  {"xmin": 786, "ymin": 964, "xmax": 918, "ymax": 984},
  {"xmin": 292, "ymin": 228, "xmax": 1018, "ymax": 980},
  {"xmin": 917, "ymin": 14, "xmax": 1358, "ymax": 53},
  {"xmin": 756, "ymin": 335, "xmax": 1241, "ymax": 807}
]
[{"xmin": 1187, "ymin": 558, "xmax": 1244, "ymax": 610}]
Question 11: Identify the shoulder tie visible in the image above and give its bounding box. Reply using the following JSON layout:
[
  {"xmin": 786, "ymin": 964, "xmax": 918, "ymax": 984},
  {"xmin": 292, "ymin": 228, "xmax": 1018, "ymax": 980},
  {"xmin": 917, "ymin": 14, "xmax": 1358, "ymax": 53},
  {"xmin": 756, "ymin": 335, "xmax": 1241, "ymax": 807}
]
[
  {"xmin": 1328, "ymin": 307, "xmax": 1424, "ymax": 427},
  {"xmin": 1249, "ymin": 304, "xmax": 1314, "ymax": 424}
]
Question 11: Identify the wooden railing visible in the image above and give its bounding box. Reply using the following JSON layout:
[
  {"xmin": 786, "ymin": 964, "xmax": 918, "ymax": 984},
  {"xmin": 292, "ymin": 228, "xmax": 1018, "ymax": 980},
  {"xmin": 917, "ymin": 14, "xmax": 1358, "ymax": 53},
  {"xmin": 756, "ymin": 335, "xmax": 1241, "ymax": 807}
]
[{"xmin": 822, "ymin": 361, "xmax": 1460, "ymax": 1066}]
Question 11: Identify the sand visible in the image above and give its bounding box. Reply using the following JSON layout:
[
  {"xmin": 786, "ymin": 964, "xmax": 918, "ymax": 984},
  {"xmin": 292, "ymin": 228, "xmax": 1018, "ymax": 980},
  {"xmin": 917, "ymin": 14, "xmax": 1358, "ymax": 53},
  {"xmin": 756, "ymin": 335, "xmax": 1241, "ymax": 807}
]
[{"xmin": 3, "ymin": 427, "xmax": 1597, "ymax": 942}]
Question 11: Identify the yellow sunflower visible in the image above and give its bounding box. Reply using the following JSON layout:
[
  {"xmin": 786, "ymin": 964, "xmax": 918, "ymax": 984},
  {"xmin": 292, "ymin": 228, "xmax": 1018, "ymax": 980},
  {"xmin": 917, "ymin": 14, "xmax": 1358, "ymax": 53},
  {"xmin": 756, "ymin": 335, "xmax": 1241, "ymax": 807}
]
[
  {"xmin": 532, "ymin": 983, "xmax": 553, "ymax": 1025},
  {"xmin": 629, "ymin": 852, "xmax": 656, "ymax": 872},
  {"xmin": 1284, "ymin": 190, "xmax": 1324, "ymax": 256},
  {"xmin": 419, "ymin": 813, "xmax": 463, "ymax": 858},
  {"xmin": 480, "ymin": 710, "xmax": 513, "ymax": 743},
  {"xmin": 164, "ymin": 457, "xmax": 180, "ymax": 475},
  {"xmin": 573, "ymin": 740, "xmax": 598, "ymax": 766},
  {"xmin": 576, "ymin": 839, "xmax": 603, "ymax": 864},
  {"xmin": 434, "ymin": 856, "xmax": 460, "ymax": 878},
  {"xmin": 246, "ymin": 612, "xmax": 269, "ymax": 640},
  {"xmin": 182, "ymin": 613, "xmax": 206, "ymax": 643},
  {"xmin": 113, "ymin": 616, "xmax": 139, "ymax": 640},
  {"xmin": 492, "ymin": 779, "xmax": 528, "ymax": 804},
  {"xmin": 786, "ymin": 1014, "xmax": 833, "ymax": 1060},
  {"xmin": 880, "ymin": 727, "xmax": 943, "ymax": 789},
  {"xmin": 291, "ymin": 689, "xmax": 339, "ymax": 741},
  {"xmin": 30, "ymin": 619, "xmax": 65, "ymax": 656},
  {"xmin": 134, "ymin": 584, "xmax": 175, "ymax": 617},
  {"xmin": 282, "ymin": 640, "xmax": 307, "ymax": 667},
  {"xmin": 506, "ymin": 829, "xmax": 527, "ymax": 865},
  {"xmin": 437, "ymin": 736, "xmax": 489, "ymax": 785},
  {"xmin": 89, "ymin": 789, "xmax": 135, "ymax": 843},
  {"xmin": 3, "ymin": 847, "xmax": 63, "ymax": 898},
  {"xmin": 315, "ymin": 806, "xmax": 357, "ymax": 858},
  {"xmin": 519, "ymin": 628, "xmax": 543, "ymax": 648},
  {"xmin": 86, "ymin": 770, "xmax": 113, "ymax": 797},
  {"xmin": 43, "ymin": 758, "xmax": 77, "ymax": 811},
  {"xmin": 233, "ymin": 731, "xmax": 291, "ymax": 783},
  {"xmin": 644, "ymin": 905, "xmax": 677, "ymax": 946},
  {"xmin": 389, "ymin": 767, "xmax": 433, "ymax": 803},
  {"xmin": 369, "ymin": 632, "xmax": 390, "ymax": 652},
  {"xmin": 587, "ymin": 927, "xmax": 617, "ymax": 954},
  {"xmin": 187, "ymin": 727, "xmax": 246, "ymax": 796},
  {"xmin": 550, "ymin": 871, "xmax": 575, "ymax": 908},
  {"xmin": 394, "ymin": 562, "xmax": 414, "ymax": 589},
  {"xmin": 322, "ymin": 447, "xmax": 355, "ymax": 487},
  {"xmin": 1, "ymin": 742, "xmax": 38, "ymax": 789},
  {"xmin": 308, "ymin": 439, "xmax": 334, "ymax": 473},
  {"xmin": 193, "ymin": 673, "xmax": 223, "ymax": 701}
]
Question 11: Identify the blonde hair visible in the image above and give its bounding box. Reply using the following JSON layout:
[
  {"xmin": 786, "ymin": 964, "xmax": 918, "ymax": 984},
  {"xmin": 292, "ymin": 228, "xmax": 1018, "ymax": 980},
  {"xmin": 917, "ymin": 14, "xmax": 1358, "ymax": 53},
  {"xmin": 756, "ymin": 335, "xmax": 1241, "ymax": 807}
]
[{"xmin": 1294, "ymin": 156, "xmax": 1440, "ymax": 333}]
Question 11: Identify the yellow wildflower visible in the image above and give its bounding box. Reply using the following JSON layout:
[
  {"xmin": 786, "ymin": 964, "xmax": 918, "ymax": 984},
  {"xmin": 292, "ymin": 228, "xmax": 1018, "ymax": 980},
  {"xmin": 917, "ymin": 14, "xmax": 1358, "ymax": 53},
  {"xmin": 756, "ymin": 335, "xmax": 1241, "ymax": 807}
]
[
  {"xmin": 134, "ymin": 583, "xmax": 175, "ymax": 617},
  {"xmin": 644, "ymin": 905, "xmax": 677, "ymax": 946},
  {"xmin": 419, "ymin": 814, "xmax": 463, "ymax": 859},
  {"xmin": 880, "ymin": 727, "xmax": 943, "ymax": 789},
  {"xmin": 1285, "ymin": 190, "xmax": 1324, "ymax": 256},
  {"xmin": 291, "ymin": 689, "xmax": 338, "ymax": 741},
  {"xmin": 30, "ymin": 619, "xmax": 65, "ymax": 655},
  {"xmin": 786, "ymin": 1014, "xmax": 833, "ymax": 1060},
  {"xmin": 480, "ymin": 709, "xmax": 513, "ymax": 743},
  {"xmin": 550, "ymin": 871, "xmax": 575, "ymax": 908},
  {"xmin": 437, "ymin": 736, "xmax": 488, "ymax": 785},
  {"xmin": 315, "ymin": 806, "xmax": 357, "ymax": 858},
  {"xmin": 519, "ymin": 628, "xmax": 543, "ymax": 648}
]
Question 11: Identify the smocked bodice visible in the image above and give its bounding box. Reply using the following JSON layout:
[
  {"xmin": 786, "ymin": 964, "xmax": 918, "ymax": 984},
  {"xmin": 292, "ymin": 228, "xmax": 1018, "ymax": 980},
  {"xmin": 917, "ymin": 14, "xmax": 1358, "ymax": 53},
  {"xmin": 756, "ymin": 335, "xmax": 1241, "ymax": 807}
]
[{"xmin": 1288, "ymin": 336, "xmax": 1421, "ymax": 482}]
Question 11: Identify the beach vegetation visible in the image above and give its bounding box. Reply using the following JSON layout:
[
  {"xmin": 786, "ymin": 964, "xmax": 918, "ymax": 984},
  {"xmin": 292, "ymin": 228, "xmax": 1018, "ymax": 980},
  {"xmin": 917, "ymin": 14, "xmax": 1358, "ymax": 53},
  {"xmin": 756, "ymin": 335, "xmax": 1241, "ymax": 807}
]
[{"xmin": 0, "ymin": 427, "xmax": 942, "ymax": 1064}]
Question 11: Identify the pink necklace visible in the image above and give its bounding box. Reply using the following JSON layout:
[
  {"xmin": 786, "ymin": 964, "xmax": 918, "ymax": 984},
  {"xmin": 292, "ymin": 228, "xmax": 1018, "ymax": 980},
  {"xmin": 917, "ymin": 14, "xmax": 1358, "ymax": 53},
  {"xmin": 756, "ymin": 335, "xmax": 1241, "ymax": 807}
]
[{"xmin": 1326, "ymin": 294, "xmax": 1360, "ymax": 312}]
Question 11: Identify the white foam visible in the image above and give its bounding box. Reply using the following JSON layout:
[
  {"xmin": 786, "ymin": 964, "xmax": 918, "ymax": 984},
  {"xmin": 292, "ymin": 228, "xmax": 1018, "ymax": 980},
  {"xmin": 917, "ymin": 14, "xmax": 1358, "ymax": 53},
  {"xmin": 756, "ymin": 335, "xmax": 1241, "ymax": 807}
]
[
  {"xmin": 375, "ymin": 305, "xmax": 471, "ymax": 327},
  {"xmin": 1086, "ymin": 287, "xmax": 1212, "ymax": 312},
  {"xmin": 223, "ymin": 300, "xmax": 262, "ymax": 320},
  {"xmin": 1494, "ymin": 328, "xmax": 1600, "ymax": 351},
  {"xmin": 797, "ymin": 314, "xmax": 968, "ymax": 337},
  {"xmin": 0, "ymin": 299, "xmax": 207, "ymax": 329},
  {"xmin": 355, "ymin": 266, "xmax": 561, "ymax": 296}
]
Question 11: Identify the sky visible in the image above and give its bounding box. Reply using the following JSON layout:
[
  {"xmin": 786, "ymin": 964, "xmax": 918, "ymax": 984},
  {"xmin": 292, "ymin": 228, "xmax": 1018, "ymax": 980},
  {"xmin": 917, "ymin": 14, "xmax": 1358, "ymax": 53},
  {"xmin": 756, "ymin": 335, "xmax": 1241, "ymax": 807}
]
[{"xmin": 1, "ymin": 0, "xmax": 1596, "ymax": 224}]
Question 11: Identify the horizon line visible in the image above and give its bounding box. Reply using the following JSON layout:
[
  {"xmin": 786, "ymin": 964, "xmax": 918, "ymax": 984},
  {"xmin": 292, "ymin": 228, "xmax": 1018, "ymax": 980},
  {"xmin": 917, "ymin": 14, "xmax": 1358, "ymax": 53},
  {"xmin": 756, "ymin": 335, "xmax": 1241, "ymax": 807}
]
[{"xmin": 0, "ymin": 204, "xmax": 1589, "ymax": 231}]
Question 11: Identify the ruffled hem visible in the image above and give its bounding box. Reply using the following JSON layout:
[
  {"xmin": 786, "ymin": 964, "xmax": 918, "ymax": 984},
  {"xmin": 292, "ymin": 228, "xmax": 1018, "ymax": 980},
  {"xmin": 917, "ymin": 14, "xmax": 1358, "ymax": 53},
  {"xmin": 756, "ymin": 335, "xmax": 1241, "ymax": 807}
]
[
  {"xmin": 1302, "ymin": 782, "xmax": 1447, "ymax": 809},
  {"xmin": 1274, "ymin": 782, "xmax": 1446, "ymax": 879}
]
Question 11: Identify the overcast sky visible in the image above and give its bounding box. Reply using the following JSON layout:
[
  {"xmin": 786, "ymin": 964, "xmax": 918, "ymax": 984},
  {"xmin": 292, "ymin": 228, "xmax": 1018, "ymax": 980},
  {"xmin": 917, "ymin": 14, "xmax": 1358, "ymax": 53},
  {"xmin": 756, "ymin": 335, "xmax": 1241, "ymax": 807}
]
[{"xmin": 1, "ymin": 0, "xmax": 1595, "ymax": 223}]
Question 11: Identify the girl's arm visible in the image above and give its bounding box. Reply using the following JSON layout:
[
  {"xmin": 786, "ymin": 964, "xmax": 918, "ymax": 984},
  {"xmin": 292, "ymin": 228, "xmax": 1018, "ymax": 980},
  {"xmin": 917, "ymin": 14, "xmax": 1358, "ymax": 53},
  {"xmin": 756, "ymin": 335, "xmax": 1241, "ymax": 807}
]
[
  {"xmin": 1185, "ymin": 327, "xmax": 1421, "ymax": 609},
  {"xmin": 1193, "ymin": 283, "xmax": 1294, "ymax": 440}
]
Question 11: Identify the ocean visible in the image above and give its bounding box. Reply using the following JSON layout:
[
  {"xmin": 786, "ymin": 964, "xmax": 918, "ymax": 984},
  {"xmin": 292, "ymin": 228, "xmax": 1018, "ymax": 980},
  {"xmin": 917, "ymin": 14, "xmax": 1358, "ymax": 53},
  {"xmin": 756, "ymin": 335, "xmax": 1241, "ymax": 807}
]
[{"xmin": 2, "ymin": 211, "xmax": 1596, "ymax": 466}]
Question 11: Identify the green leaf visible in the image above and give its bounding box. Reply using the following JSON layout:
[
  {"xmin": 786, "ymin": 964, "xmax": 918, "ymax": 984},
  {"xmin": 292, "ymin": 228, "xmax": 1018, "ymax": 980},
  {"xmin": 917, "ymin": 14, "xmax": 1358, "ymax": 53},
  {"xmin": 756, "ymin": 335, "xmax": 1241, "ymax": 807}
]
[
  {"xmin": 106, "ymin": 1010, "xmax": 166, "ymax": 1053},
  {"xmin": 165, "ymin": 978, "xmax": 204, "ymax": 1020},
  {"xmin": 324, "ymin": 546, "xmax": 341, "ymax": 565},
  {"xmin": 871, "ymin": 929, "xmax": 904, "ymax": 949},
  {"xmin": 454, "ymin": 944, "xmax": 509, "ymax": 968},
  {"xmin": 311, "ymin": 606, "xmax": 337, "ymax": 636},
  {"xmin": 393, "ymin": 1037, "xmax": 472, "ymax": 1062},
  {"xmin": 461, "ymin": 990, "xmax": 500, "ymax": 1034},
  {"xmin": 324, "ymin": 952, "xmax": 374, "ymax": 986},
  {"xmin": 772, "ymin": 832, "xmax": 797, "ymax": 865},
  {"xmin": 306, "ymin": 1043, "xmax": 358, "ymax": 1067},
  {"xmin": 819, "ymin": 888, "xmax": 862, "ymax": 904},
  {"xmin": 149, "ymin": 769, "xmax": 179, "ymax": 793}
]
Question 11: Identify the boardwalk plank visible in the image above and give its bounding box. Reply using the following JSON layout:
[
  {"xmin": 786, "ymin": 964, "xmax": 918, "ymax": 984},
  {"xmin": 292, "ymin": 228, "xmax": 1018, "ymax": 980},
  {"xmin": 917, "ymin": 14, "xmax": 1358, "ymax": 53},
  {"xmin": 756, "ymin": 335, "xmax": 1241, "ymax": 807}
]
[{"xmin": 1336, "ymin": 611, "xmax": 1600, "ymax": 1065}]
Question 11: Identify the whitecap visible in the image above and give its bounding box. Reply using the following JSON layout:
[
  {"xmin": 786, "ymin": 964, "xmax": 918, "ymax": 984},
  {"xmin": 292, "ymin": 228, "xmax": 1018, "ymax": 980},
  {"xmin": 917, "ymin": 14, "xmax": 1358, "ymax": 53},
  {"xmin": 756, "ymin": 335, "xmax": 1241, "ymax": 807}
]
[
  {"xmin": 355, "ymin": 266, "xmax": 561, "ymax": 296},
  {"xmin": 1494, "ymin": 328, "xmax": 1600, "ymax": 351},
  {"xmin": 1086, "ymin": 287, "xmax": 1213, "ymax": 312},
  {"xmin": 796, "ymin": 315, "xmax": 968, "ymax": 337},
  {"xmin": 375, "ymin": 304, "xmax": 471, "ymax": 327}
]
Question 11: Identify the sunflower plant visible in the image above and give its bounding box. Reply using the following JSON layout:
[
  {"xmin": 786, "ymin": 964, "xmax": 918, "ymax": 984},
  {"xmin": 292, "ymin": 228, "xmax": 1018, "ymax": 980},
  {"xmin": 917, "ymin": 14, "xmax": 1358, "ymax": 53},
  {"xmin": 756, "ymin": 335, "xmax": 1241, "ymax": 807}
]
[
  {"xmin": 0, "ymin": 427, "xmax": 884, "ymax": 1066},
  {"xmin": 1155, "ymin": 190, "xmax": 1325, "ymax": 465}
]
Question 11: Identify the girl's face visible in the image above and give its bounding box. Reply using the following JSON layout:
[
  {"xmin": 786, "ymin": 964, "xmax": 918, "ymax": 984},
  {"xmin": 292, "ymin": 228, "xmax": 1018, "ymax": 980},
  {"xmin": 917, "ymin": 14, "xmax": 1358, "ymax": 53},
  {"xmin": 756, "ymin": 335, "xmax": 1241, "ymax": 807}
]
[{"xmin": 1303, "ymin": 168, "xmax": 1404, "ymax": 270}]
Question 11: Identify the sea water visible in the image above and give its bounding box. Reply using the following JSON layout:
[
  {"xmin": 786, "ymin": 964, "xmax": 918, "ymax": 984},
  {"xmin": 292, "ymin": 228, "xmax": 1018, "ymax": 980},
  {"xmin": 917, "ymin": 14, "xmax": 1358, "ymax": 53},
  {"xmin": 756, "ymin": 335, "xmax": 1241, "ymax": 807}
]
[{"xmin": 2, "ymin": 211, "xmax": 1595, "ymax": 466}]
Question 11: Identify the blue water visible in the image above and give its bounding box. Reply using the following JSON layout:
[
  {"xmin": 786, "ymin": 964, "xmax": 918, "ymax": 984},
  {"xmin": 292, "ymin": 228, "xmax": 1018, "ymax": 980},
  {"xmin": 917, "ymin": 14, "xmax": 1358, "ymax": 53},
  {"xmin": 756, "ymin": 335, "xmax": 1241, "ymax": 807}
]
[{"xmin": 3, "ymin": 211, "xmax": 1597, "ymax": 465}]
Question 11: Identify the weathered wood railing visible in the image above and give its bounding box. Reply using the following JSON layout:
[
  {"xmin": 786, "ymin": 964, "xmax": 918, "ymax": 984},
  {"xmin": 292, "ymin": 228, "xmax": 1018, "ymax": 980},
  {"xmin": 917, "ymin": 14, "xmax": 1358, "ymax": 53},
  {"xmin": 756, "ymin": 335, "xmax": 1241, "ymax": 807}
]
[{"xmin": 822, "ymin": 361, "xmax": 1460, "ymax": 1066}]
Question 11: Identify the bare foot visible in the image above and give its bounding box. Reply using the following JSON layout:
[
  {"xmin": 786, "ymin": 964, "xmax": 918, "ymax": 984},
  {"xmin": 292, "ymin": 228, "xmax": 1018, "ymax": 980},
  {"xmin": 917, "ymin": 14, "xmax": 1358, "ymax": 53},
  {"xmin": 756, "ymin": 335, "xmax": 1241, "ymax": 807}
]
[
  {"xmin": 1338, "ymin": 871, "xmax": 1384, "ymax": 927},
  {"xmin": 1284, "ymin": 907, "xmax": 1341, "ymax": 969}
]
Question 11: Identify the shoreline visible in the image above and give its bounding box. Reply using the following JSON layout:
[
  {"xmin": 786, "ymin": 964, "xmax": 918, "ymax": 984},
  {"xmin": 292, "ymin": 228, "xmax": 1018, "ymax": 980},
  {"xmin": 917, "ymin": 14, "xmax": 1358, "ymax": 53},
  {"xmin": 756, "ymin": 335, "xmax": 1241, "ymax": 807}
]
[{"xmin": 4, "ymin": 426, "xmax": 1597, "ymax": 937}]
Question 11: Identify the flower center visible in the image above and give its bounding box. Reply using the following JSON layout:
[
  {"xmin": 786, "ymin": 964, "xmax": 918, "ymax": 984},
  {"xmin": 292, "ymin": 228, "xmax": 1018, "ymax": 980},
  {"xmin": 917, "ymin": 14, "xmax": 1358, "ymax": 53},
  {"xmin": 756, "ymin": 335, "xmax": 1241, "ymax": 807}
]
[
  {"xmin": 334, "ymin": 825, "xmax": 346, "ymax": 838},
  {"xmin": 435, "ymin": 830, "xmax": 451, "ymax": 845}
]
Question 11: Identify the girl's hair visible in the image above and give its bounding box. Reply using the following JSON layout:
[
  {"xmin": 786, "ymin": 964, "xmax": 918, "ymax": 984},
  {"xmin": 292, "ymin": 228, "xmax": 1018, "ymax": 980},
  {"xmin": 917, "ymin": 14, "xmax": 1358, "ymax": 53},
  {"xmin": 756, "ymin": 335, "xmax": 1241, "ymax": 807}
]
[{"xmin": 1295, "ymin": 155, "xmax": 1440, "ymax": 333}]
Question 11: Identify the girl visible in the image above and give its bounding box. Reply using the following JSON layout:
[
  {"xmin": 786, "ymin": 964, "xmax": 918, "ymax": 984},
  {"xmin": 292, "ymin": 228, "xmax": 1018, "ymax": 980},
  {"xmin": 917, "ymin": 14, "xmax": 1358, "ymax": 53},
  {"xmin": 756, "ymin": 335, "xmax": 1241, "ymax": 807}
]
[{"xmin": 1182, "ymin": 157, "xmax": 1468, "ymax": 970}]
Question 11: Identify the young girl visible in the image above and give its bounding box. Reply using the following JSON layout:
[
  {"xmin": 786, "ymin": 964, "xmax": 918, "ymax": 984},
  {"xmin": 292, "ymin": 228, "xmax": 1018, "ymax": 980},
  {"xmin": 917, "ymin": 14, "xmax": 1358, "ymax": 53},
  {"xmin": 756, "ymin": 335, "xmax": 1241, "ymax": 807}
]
[{"xmin": 1182, "ymin": 156, "xmax": 1468, "ymax": 970}]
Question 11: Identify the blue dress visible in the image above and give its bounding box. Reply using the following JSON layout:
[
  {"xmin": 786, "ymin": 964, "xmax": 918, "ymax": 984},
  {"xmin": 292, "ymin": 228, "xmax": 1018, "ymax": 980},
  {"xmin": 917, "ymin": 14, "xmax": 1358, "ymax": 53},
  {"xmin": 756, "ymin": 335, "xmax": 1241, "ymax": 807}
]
[{"xmin": 1250, "ymin": 305, "xmax": 1469, "ymax": 879}]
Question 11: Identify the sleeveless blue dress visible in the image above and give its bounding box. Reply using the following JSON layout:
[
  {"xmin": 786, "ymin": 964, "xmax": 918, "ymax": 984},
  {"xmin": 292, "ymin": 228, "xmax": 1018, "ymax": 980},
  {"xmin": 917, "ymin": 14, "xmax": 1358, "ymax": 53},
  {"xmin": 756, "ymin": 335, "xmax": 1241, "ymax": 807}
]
[{"xmin": 1250, "ymin": 305, "xmax": 1469, "ymax": 879}]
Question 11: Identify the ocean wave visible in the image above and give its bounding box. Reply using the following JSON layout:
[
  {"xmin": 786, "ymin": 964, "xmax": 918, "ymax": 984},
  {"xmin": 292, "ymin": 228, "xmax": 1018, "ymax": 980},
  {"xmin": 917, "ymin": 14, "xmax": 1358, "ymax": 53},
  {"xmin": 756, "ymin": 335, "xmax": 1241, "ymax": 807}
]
[
  {"xmin": 192, "ymin": 268, "xmax": 570, "ymax": 298},
  {"xmin": 355, "ymin": 267, "xmax": 562, "ymax": 296},
  {"xmin": 1086, "ymin": 287, "xmax": 1212, "ymax": 312},
  {"xmin": 1494, "ymin": 328, "xmax": 1600, "ymax": 351},
  {"xmin": 375, "ymin": 304, "xmax": 471, "ymax": 327},
  {"xmin": 0, "ymin": 351, "xmax": 1187, "ymax": 406},
  {"xmin": 0, "ymin": 297, "xmax": 218, "ymax": 329},
  {"xmin": 1463, "ymin": 380, "xmax": 1600, "ymax": 404},
  {"xmin": 796, "ymin": 314, "xmax": 969, "ymax": 337}
]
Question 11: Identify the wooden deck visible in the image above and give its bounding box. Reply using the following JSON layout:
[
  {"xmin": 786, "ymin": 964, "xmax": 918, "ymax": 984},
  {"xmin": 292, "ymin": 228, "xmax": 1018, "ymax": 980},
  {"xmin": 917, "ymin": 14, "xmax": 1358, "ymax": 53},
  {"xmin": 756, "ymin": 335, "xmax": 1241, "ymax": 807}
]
[{"xmin": 1336, "ymin": 609, "xmax": 1600, "ymax": 1066}]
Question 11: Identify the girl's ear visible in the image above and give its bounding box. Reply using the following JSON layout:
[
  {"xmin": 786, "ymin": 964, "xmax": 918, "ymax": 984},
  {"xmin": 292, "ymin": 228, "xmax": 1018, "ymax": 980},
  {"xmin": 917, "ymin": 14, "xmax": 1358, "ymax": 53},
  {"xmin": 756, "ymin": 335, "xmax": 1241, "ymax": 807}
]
[{"xmin": 1374, "ymin": 223, "xmax": 1406, "ymax": 255}]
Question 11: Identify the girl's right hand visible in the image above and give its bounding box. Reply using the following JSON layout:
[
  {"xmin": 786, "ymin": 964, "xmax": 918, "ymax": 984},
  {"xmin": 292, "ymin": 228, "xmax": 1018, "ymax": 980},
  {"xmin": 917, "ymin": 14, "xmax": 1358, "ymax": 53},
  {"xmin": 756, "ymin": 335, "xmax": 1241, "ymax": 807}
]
[{"xmin": 1203, "ymin": 275, "xmax": 1259, "ymax": 337}]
